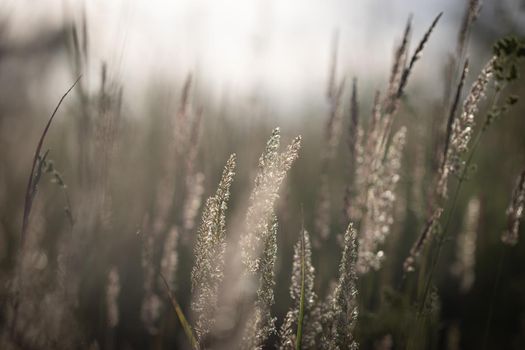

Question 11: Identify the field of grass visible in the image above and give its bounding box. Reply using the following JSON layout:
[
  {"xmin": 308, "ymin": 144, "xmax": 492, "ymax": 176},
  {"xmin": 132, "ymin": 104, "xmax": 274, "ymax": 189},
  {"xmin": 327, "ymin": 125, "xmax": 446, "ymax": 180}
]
[{"xmin": 0, "ymin": 2, "xmax": 525, "ymax": 349}]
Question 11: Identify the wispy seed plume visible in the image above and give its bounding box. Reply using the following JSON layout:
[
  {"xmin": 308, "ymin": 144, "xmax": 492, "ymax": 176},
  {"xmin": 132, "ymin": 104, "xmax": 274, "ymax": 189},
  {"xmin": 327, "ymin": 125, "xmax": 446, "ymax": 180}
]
[
  {"xmin": 241, "ymin": 128, "xmax": 302, "ymax": 273},
  {"xmin": 106, "ymin": 266, "xmax": 120, "ymax": 328},
  {"xmin": 279, "ymin": 229, "xmax": 322, "ymax": 349},
  {"xmin": 191, "ymin": 154, "xmax": 236, "ymax": 341},
  {"xmin": 358, "ymin": 127, "xmax": 407, "ymax": 273},
  {"xmin": 501, "ymin": 169, "xmax": 525, "ymax": 246},
  {"xmin": 437, "ymin": 57, "xmax": 495, "ymax": 198},
  {"xmin": 451, "ymin": 197, "xmax": 480, "ymax": 292},
  {"xmin": 241, "ymin": 128, "xmax": 302, "ymax": 349},
  {"xmin": 324, "ymin": 223, "xmax": 359, "ymax": 349}
]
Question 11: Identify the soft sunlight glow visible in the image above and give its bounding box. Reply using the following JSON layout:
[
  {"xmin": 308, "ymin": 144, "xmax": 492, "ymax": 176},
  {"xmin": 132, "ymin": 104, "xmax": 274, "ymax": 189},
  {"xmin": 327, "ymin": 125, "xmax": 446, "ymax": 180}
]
[{"xmin": 2, "ymin": 0, "xmax": 489, "ymax": 113}]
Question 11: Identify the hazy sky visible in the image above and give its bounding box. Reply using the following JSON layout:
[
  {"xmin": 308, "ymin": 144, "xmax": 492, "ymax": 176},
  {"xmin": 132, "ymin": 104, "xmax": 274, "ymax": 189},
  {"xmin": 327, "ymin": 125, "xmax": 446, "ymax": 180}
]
[{"xmin": 2, "ymin": 0, "xmax": 523, "ymax": 115}]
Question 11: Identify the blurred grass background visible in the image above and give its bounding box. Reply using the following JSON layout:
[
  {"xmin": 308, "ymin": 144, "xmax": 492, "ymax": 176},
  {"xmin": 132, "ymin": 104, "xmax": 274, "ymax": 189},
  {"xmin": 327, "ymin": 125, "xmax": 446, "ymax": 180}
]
[{"xmin": 0, "ymin": 1, "xmax": 525, "ymax": 349}]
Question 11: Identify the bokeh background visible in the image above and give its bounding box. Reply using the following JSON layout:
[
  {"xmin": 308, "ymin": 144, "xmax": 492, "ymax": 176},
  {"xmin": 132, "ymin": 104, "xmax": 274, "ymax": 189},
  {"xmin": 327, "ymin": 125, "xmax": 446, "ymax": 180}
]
[{"xmin": 0, "ymin": 0, "xmax": 524, "ymax": 349}]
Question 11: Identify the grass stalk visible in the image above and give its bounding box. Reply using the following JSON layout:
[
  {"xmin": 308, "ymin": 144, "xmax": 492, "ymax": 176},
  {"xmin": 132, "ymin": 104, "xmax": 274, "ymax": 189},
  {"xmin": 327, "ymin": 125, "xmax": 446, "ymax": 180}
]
[
  {"xmin": 160, "ymin": 272, "xmax": 200, "ymax": 350},
  {"xmin": 418, "ymin": 87, "xmax": 502, "ymax": 315},
  {"xmin": 409, "ymin": 87, "xmax": 504, "ymax": 350},
  {"xmin": 21, "ymin": 76, "xmax": 82, "ymax": 247},
  {"xmin": 9, "ymin": 77, "xmax": 81, "ymax": 339}
]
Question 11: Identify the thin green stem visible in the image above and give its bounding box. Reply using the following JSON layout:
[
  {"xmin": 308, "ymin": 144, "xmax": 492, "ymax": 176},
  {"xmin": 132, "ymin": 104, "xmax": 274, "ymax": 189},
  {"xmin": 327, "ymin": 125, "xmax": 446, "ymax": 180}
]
[
  {"xmin": 410, "ymin": 86, "xmax": 504, "ymax": 349},
  {"xmin": 417, "ymin": 86, "xmax": 503, "ymax": 316},
  {"xmin": 160, "ymin": 273, "xmax": 200, "ymax": 350},
  {"xmin": 409, "ymin": 143, "xmax": 471, "ymax": 347}
]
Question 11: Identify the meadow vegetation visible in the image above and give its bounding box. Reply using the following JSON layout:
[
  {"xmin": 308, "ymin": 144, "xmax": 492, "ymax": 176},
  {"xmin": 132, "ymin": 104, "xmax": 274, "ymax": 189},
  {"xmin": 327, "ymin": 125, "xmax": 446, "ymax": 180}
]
[{"xmin": 0, "ymin": 1, "xmax": 525, "ymax": 349}]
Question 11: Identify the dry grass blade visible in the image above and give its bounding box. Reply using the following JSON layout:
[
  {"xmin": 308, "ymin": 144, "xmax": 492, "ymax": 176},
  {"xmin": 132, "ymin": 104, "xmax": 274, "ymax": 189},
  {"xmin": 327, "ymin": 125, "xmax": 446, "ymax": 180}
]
[
  {"xmin": 21, "ymin": 76, "xmax": 81, "ymax": 247},
  {"xmin": 441, "ymin": 59, "xmax": 469, "ymax": 176},
  {"xmin": 397, "ymin": 12, "xmax": 443, "ymax": 98},
  {"xmin": 160, "ymin": 272, "xmax": 200, "ymax": 350},
  {"xmin": 457, "ymin": 0, "xmax": 481, "ymax": 57},
  {"xmin": 389, "ymin": 15, "xmax": 412, "ymax": 89}
]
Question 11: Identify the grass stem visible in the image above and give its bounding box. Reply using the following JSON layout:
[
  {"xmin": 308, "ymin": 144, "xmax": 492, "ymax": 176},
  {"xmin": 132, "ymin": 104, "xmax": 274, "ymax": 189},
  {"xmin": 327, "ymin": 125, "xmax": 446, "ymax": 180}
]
[{"xmin": 160, "ymin": 272, "xmax": 200, "ymax": 350}]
